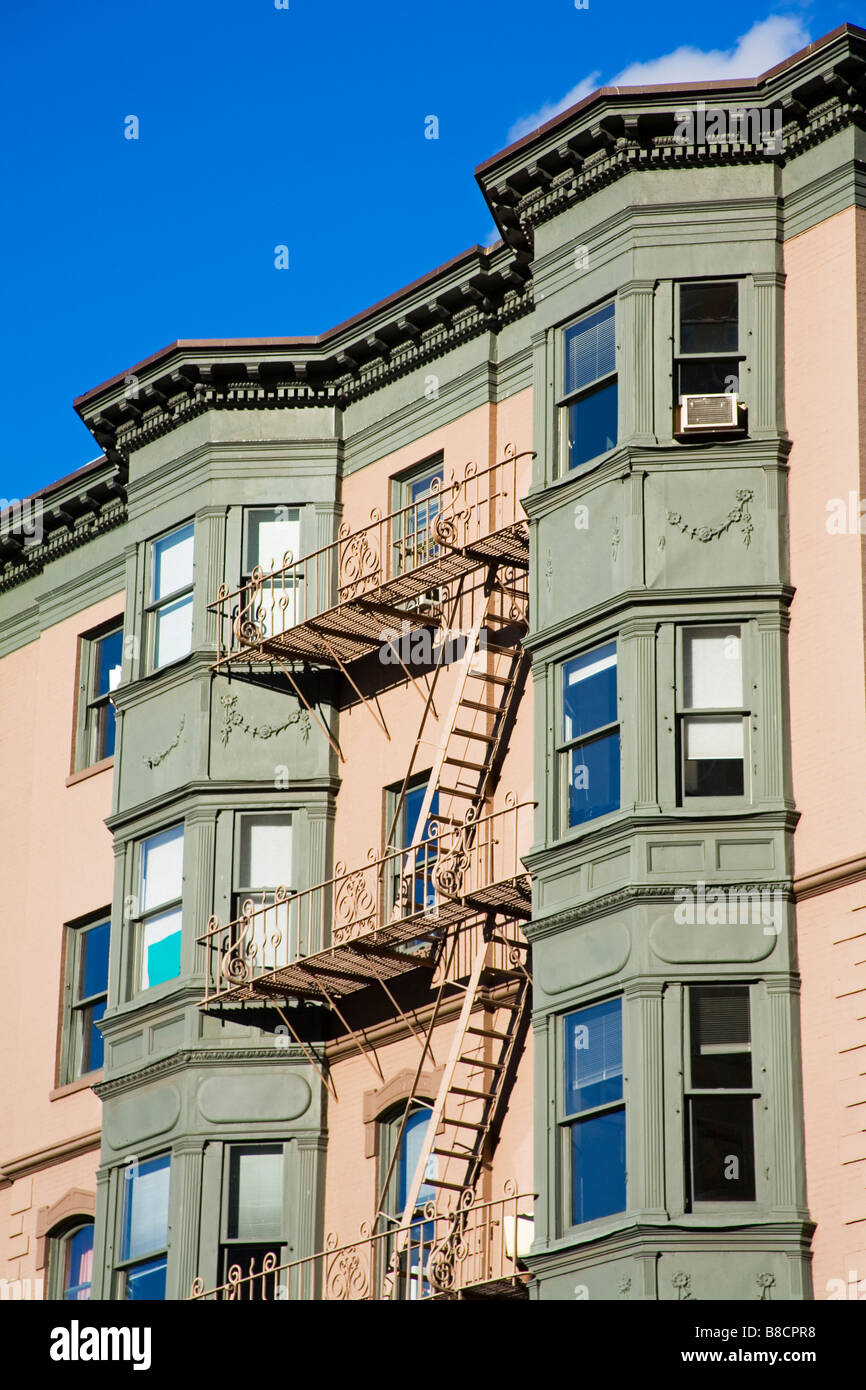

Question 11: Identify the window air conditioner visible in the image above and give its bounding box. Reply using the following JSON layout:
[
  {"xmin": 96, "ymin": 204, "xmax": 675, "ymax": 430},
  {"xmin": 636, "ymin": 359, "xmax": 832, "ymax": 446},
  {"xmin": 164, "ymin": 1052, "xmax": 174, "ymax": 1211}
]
[{"xmin": 678, "ymin": 393, "xmax": 743, "ymax": 433}]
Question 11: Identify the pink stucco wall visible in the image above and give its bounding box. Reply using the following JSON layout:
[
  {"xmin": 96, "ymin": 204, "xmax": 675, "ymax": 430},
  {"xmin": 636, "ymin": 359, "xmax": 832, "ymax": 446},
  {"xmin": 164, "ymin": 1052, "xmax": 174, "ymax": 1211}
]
[
  {"xmin": 0, "ymin": 593, "xmax": 121, "ymax": 1288},
  {"xmin": 786, "ymin": 205, "xmax": 866, "ymax": 1297}
]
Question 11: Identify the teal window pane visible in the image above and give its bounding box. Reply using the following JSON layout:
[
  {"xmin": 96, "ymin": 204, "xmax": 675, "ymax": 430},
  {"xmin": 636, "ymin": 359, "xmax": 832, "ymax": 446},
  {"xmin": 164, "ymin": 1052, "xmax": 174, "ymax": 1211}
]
[
  {"xmin": 95, "ymin": 629, "xmax": 123, "ymax": 698},
  {"xmin": 143, "ymin": 915, "xmax": 182, "ymax": 989},
  {"xmin": 398, "ymin": 1109, "xmax": 436, "ymax": 1211},
  {"xmin": 84, "ymin": 999, "xmax": 107, "ymax": 1072}
]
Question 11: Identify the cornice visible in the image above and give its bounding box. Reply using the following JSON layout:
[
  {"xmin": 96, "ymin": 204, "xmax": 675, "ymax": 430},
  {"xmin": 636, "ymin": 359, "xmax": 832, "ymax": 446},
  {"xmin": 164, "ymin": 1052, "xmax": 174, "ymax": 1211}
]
[
  {"xmin": 477, "ymin": 29, "xmax": 866, "ymax": 254},
  {"xmin": 76, "ymin": 264, "xmax": 534, "ymax": 458},
  {"xmin": 0, "ymin": 490, "xmax": 127, "ymax": 597},
  {"xmin": 525, "ymin": 880, "xmax": 794, "ymax": 942},
  {"xmin": 94, "ymin": 1046, "xmax": 315, "ymax": 1100}
]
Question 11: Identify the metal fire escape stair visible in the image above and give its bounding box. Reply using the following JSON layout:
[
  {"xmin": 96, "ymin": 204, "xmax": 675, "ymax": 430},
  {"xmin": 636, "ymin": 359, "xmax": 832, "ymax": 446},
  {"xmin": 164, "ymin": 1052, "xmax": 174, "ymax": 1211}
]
[{"xmin": 379, "ymin": 930, "xmax": 531, "ymax": 1298}]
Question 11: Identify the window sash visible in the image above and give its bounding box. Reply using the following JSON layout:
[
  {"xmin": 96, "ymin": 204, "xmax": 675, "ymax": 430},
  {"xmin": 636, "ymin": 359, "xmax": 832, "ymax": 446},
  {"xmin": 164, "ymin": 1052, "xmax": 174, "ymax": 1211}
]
[
  {"xmin": 562, "ymin": 302, "xmax": 616, "ymax": 399},
  {"xmin": 120, "ymin": 1156, "xmax": 171, "ymax": 1263},
  {"xmin": 675, "ymin": 281, "xmax": 740, "ymax": 357},
  {"xmin": 151, "ymin": 524, "xmax": 194, "ymax": 604},
  {"xmin": 227, "ymin": 1146, "xmax": 285, "ymax": 1242},
  {"xmin": 243, "ymin": 509, "xmax": 301, "ymax": 577}
]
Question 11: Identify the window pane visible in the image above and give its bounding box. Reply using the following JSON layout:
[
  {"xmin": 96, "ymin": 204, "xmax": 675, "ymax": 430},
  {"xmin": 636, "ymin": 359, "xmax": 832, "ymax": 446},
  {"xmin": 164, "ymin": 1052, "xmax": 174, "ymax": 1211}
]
[
  {"xmin": 398, "ymin": 1109, "xmax": 437, "ymax": 1211},
  {"xmin": 122, "ymin": 1155, "xmax": 170, "ymax": 1262},
  {"xmin": 691, "ymin": 988, "xmax": 752, "ymax": 1089},
  {"xmin": 141, "ymin": 826, "xmax": 184, "ymax": 911},
  {"xmin": 250, "ymin": 586, "xmax": 300, "ymax": 639},
  {"xmin": 153, "ymin": 524, "xmax": 194, "ymax": 600},
  {"xmin": 563, "ymin": 643, "xmax": 617, "ymax": 742},
  {"xmin": 683, "ymin": 716, "xmax": 744, "ymax": 797},
  {"xmin": 680, "ymin": 282, "xmax": 738, "ymax": 355},
  {"xmin": 568, "ymin": 380, "xmax": 618, "ymax": 470},
  {"xmin": 678, "ymin": 359, "xmax": 737, "ymax": 397},
  {"xmin": 690, "ymin": 1096, "xmax": 755, "ymax": 1201},
  {"xmin": 95, "ymin": 629, "xmax": 123, "ymax": 697},
  {"xmin": 238, "ymin": 816, "xmax": 293, "ymax": 891},
  {"xmin": 154, "ymin": 594, "xmax": 193, "ymax": 667},
  {"xmin": 567, "ymin": 731, "xmax": 620, "ymax": 825},
  {"xmin": 571, "ymin": 1107, "xmax": 626, "ymax": 1225},
  {"xmin": 82, "ymin": 999, "xmax": 107, "ymax": 1073},
  {"xmin": 565, "ymin": 303, "xmax": 616, "ymax": 395},
  {"xmin": 63, "ymin": 1224, "xmax": 94, "ymax": 1300},
  {"xmin": 245, "ymin": 509, "xmax": 300, "ymax": 574},
  {"xmin": 96, "ymin": 701, "xmax": 117, "ymax": 761},
  {"xmin": 80, "ymin": 921, "xmax": 110, "ymax": 999},
  {"xmin": 142, "ymin": 908, "xmax": 182, "ymax": 989},
  {"xmin": 126, "ymin": 1256, "xmax": 167, "ymax": 1301},
  {"xmin": 220, "ymin": 1244, "xmax": 280, "ymax": 1298},
  {"xmin": 565, "ymin": 999, "xmax": 622, "ymax": 1114},
  {"xmin": 228, "ymin": 1147, "xmax": 284, "ymax": 1240},
  {"xmin": 684, "ymin": 628, "xmax": 742, "ymax": 708}
]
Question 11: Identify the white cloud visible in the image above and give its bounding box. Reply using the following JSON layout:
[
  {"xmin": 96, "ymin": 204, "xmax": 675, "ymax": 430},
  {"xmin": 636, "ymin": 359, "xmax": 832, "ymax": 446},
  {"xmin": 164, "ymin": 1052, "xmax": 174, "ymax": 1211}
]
[
  {"xmin": 507, "ymin": 74, "xmax": 600, "ymax": 143},
  {"xmin": 506, "ymin": 16, "xmax": 811, "ymax": 144}
]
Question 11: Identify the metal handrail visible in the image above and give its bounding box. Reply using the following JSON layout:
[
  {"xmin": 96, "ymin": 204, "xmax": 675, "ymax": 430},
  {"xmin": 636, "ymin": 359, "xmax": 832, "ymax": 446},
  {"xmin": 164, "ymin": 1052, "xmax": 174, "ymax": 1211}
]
[
  {"xmin": 209, "ymin": 447, "xmax": 532, "ymax": 664},
  {"xmin": 198, "ymin": 797, "xmax": 533, "ymax": 1004},
  {"xmin": 189, "ymin": 1183, "xmax": 535, "ymax": 1301}
]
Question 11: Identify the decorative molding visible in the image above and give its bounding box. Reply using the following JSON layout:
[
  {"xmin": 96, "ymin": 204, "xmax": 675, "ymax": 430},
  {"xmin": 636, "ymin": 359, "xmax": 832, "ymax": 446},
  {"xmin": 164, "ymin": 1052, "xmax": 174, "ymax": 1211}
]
[
  {"xmin": 666, "ymin": 489, "xmax": 754, "ymax": 547},
  {"xmin": 219, "ymin": 693, "xmax": 311, "ymax": 747},
  {"xmin": 0, "ymin": 1129, "xmax": 101, "ymax": 1184},
  {"xmin": 142, "ymin": 716, "xmax": 185, "ymax": 769},
  {"xmin": 35, "ymin": 1189, "xmax": 97, "ymax": 1271},
  {"xmin": 527, "ymin": 879, "xmax": 794, "ymax": 940},
  {"xmin": 362, "ymin": 1067, "xmax": 445, "ymax": 1158}
]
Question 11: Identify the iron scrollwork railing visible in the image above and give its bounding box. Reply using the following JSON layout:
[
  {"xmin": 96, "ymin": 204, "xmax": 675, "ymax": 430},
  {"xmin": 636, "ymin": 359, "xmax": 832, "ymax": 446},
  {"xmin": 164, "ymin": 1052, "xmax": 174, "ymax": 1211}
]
[
  {"xmin": 198, "ymin": 798, "xmax": 532, "ymax": 1004},
  {"xmin": 189, "ymin": 1184, "xmax": 535, "ymax": 1301},
  {"xmin": 209, "ymin": 447, "xmax": 531, "ymax": 666}
]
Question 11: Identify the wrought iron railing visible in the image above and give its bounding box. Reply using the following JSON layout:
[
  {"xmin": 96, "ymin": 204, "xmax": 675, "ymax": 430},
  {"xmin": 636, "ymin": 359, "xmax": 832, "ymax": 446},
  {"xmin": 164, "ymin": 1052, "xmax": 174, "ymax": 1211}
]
[
  {"xmin": 210, "ymin": 447, "xmax": 531, "ymax": 667},
  {"xmin": 198, "ymin": 797, "xmax": 532, "ymax": 1005},
  {"xmin": 189, "ymin": 1183, "xmax": 535, "ymax": 1301}
]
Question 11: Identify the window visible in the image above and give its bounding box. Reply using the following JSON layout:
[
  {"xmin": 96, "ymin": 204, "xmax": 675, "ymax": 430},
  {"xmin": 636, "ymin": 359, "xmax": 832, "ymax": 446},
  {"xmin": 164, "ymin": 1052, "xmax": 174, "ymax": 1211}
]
[
  {"xmin": 381, "ymin": 1104, "xmax": 437, "ymax": 1298},
  {"xmin": 60, "ymin": 916, "xmax": 110, "ymax": 1083},
  {"xmin": 243, "ymin": 507, "xmax": 302, "ymax": 635},
  {"xmin": 560, "ymin": 302, "xmax": 617, "ymax": 471},
  {"xmin": 75, "ymin": 622, "xmax": 123, "ymax": 769},
  {"xmin": 686, "ymin": 987, "xmax": 756, "ymax": 1204},
  {"xmin": 149, "ymin": 523, "xmax": 194, "ymax": 669},
  {"xmin": 221, "ymin": 1146, "xmax": 285, "ymax": 1297},
  {"xmin": 678, "ymin": 627, "xmax": 746, "ymax": 800},
  {"xmin": 560, "ymin": 642, "xmax": 620, "ymax": 828},
  {"xmin": 387, "ymin": 775, "xmax": 439, "ymax": 917},
  {"xmin": 233, "ymin": 814, "xmax": 294, "ymax": 970},
  {"xmin": 674, "ymin": 280, "xmax": 742, "ymax": 400},
  {"xmin": 137, "ymin": 825, "xmax": 184, "ymax": 991},
  {"xmin": 563, "ymin": 999, "xmax": 626, "ymax": 1226},
  {"xmin": 118, "ymin": 1155, "xmax": 170, "ymax": 1300},
  {"xmin": 53, "ymin": 1222, "xmax": 94, "ymax": 1300},
  {"xmin": 394, "ymin": 459, "xmax": 444, "ymax": 573}
]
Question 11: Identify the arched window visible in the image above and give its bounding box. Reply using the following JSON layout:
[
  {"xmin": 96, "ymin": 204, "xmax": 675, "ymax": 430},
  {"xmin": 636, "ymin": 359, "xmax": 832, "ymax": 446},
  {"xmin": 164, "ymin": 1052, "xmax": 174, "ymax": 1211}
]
[{"xmin": 37, "ymin": 1191, "xmax": 97, "ymax": 1300}]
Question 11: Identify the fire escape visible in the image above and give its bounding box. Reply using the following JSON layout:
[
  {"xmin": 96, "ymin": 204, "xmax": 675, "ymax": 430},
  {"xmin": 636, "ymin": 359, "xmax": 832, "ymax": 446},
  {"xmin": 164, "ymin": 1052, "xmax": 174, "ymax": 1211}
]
[{"xmin": 195, "ymin": 445, "xmax": 535, "ymax": 1300}]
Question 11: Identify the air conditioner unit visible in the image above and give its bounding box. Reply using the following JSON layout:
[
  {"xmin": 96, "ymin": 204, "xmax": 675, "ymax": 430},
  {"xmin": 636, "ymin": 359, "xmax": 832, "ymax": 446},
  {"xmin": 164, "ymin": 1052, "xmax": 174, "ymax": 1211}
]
[{"xmin": 678, "ymin": 393, "xmax": 743, "ymax": 433}]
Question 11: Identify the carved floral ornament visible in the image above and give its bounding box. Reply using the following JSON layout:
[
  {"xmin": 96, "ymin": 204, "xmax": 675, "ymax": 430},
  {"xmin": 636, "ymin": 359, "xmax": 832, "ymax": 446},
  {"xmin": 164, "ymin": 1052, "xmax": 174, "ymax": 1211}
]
[
  {"xmin": 665, "ymin": 489, "xmax": 754, "ymax": 548},
  {"xmin": 219, "ymin": 693, "xmax": 310, "ymax": 747}
]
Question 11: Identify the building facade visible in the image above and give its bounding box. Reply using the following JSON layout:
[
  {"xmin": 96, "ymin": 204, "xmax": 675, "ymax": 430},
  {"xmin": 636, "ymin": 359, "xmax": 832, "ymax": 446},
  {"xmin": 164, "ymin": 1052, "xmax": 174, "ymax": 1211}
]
[{"xmin": 2, "ymin": 22, "xmax": 865, "ymax": 1303}]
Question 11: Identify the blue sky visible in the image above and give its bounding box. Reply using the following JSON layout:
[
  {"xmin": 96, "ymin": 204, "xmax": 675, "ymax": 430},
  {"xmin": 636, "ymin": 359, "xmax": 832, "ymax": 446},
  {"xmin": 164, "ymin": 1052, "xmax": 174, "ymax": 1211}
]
[{"xmin": 0, "ymin": 0, "xmax": 848, "ymax": 500}]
